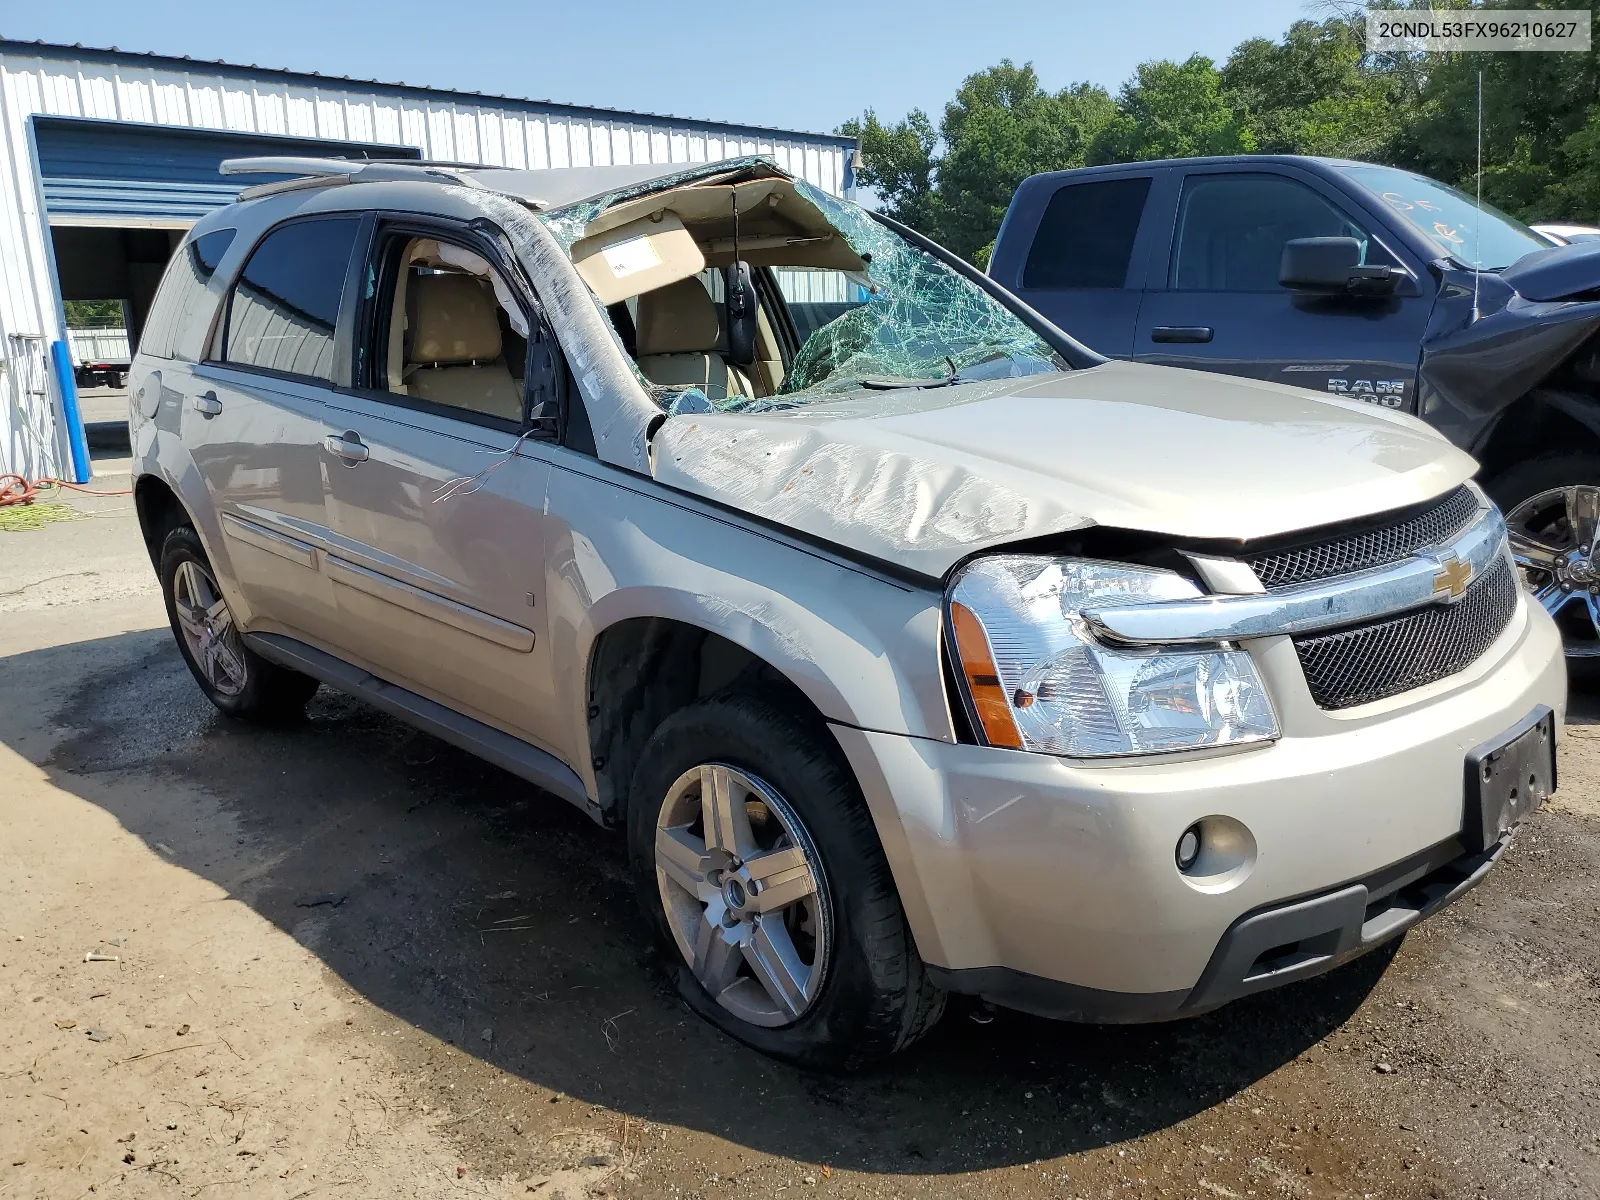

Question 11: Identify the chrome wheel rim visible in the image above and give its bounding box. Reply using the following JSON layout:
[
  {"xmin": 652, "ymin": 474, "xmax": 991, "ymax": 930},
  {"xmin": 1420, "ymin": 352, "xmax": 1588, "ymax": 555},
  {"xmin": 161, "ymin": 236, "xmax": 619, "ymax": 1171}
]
[
  {"xmin": 1506, "ymin": 484, "xmax": 1600, "ymax": 658},
  {"xmin": 172, "ymin": 558, "xmax": 249, "ymax": 695},
  {"xmin": 654, "ymin": 763, "xmax": 832, "ymax": 1028}
]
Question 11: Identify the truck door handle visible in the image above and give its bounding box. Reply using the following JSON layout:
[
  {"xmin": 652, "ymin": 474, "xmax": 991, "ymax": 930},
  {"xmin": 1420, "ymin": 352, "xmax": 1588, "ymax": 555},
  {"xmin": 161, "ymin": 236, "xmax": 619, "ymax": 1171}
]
[
  {"xmin": 1151, "ymin": 326, "xmax": 1215, "ymax": 344},
  {"xmin": 192, "ymin": 391, "xmax": 222, "ymax": 416},
  {"xmin": 323, "ymin": 431, "xmax": 370, "ymax": 465}
]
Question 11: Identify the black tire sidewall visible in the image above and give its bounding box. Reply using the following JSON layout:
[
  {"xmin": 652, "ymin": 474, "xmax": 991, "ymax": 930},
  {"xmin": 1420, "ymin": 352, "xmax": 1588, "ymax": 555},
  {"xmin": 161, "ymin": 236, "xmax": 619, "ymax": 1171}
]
[
  {"xmin": 160, "ymin": 526, "xmax": 255, "ymax": 716},
  {"xmin": 627, "ymin": 691, "xmax": 923, "ymax": 1070},
  {"xmin": 1484, "ymin": 452, "xmax": 1600, "ymax": 518}
]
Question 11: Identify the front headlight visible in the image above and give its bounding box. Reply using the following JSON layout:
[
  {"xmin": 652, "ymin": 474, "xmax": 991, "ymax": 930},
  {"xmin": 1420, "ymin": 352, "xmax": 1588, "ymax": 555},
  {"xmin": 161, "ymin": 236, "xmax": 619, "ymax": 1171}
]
[{"xmin": 947, "ymin": 556, "xmax": 1279, "ymax": 757}]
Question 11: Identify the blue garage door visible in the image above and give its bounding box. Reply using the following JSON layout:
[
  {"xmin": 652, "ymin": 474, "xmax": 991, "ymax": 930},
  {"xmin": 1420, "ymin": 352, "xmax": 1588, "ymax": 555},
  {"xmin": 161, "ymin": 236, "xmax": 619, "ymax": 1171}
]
[{"xmin": 34, "ymin": 117, "xmax": 421, "ymax": 224}]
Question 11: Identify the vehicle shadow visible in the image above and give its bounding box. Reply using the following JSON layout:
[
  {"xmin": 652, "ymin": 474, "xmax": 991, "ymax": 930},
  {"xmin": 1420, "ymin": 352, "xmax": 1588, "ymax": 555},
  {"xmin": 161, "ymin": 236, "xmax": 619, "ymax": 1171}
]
[{"xmin": 7, "ymin": 627, "xmax": 1402, "ymax": 1175}]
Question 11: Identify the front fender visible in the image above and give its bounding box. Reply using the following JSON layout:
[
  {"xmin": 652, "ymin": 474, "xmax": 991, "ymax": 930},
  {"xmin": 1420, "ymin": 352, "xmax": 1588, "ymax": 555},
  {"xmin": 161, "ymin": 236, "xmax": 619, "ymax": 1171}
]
[{"xmin": 541, "ymin": 458, "xmax": 953, "ymax": 796}]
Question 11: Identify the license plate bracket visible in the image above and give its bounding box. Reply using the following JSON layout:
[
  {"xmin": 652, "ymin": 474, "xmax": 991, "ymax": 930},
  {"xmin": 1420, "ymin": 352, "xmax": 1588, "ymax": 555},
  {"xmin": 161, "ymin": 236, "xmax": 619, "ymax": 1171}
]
[{"xmin": 1463, "ymin": 706, "xmax": 1556, "ymax": 854}]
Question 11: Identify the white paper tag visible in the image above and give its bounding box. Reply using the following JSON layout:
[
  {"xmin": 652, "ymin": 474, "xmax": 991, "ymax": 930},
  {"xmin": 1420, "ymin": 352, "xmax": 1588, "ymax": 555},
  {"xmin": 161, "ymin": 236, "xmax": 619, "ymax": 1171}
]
[{"xmin": 601, "ymin": 235, "xmax": 662, "ymax": 279}]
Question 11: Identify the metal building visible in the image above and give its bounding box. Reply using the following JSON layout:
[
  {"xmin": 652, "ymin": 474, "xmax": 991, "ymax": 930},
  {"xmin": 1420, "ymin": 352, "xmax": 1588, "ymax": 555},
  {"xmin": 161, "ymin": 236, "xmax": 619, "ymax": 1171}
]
[{"xmin": 0, "ymin": 40, "xmax": 857, "ymax": 479}]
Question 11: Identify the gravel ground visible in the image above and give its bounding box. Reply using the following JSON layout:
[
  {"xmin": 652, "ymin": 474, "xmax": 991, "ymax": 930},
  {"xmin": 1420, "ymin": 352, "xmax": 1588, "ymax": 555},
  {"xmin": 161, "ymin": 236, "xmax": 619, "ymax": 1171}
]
[{"xmin": 1, "ymin": 470, "xmax": 1597, "ymax": 1199}]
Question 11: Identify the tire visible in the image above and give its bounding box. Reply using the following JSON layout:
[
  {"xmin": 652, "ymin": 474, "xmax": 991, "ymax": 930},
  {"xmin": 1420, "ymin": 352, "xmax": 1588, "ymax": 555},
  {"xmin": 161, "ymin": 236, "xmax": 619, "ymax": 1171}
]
[
  {"xmin": 1486, "ymin": 452, "xmax": 1600, "ymax": 664},
  {"xmin": 627, "ymin": 691, "xmax": 945, "ymax": 1070},
  {"xmin": 159, "ymin": 525, "xmax": 319, "ymax": 721}
]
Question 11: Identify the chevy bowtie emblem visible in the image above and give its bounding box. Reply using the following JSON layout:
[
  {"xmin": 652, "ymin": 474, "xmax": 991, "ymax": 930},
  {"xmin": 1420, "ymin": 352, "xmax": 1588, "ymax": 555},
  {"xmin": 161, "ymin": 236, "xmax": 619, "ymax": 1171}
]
[{"xmin": 1431, "ymin": 552, "xmax": 1473, "ymax": 601}]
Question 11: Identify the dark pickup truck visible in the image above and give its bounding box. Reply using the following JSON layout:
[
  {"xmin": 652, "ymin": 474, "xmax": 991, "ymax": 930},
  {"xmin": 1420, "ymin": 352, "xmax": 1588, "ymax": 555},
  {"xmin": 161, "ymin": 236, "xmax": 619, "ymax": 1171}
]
[{"xmin": 991, "ymin": 154, "xmax": 1600, "ymax": 659}]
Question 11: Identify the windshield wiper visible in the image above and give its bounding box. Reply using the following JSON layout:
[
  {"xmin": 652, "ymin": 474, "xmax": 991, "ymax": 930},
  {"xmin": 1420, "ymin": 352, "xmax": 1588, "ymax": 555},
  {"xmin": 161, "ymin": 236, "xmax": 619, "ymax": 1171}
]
[{"xmin": 859, "ymin": 357, "xmax": 962, "ymax": 391}]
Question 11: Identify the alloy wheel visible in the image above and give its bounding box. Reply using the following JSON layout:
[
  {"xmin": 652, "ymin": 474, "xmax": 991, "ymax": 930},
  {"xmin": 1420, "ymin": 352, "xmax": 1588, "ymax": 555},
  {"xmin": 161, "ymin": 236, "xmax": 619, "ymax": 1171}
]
[
  {"xmin": 1506, "ymin": 484, "xmax": 1600, "ymax": 657},
  {"xmin": 653, "ymin": 763, "xmax": 832, "ymax": 1028},
  {"xmin": 172, "ymin": 558, "xmax": 249, "ymax": 695}
]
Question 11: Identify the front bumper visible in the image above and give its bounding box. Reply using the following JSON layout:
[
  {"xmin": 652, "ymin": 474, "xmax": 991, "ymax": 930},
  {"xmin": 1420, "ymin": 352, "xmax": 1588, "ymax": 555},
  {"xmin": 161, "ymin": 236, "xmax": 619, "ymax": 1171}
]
[{"xmin": 831, "ymin": 593, "xmax": 1566, "ymax": 1020}]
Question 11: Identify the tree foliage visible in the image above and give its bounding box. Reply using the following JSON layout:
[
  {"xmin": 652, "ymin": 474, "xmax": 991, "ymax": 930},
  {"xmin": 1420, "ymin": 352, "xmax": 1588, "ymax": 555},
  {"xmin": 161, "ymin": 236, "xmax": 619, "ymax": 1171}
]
[{"xmin": 840, "ymin": 3, "xmax": 1600, "ymax": 263}]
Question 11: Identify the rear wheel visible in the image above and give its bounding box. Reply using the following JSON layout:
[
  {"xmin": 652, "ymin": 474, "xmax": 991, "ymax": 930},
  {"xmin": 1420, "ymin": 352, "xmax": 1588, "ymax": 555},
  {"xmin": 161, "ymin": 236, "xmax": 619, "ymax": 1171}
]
[
  {"xmin": 159, "ymin": 525, "xmax": 319, "ymax": 721},
  {"xmin": 1488, "ymin": 454, "xmax": 1600, "ymax": 661},
  {"xmin": 627, "ymin": 692, "xmax": 944, "ymax": 1070}
]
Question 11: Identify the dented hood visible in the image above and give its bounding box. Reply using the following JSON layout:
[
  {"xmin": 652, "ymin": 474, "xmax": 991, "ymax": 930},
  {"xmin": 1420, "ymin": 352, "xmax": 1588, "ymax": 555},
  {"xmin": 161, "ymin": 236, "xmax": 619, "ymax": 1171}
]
[{"xmin": 650, "ymin": 360, "xmax": 1477, "ymax": 580}]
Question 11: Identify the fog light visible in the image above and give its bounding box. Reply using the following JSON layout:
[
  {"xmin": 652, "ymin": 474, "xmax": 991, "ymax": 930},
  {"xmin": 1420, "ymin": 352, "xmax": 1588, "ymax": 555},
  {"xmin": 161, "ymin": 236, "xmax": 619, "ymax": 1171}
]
[{"xmin": 1175, "ymin": 826, "xmax": 1202, "ymax": 872}]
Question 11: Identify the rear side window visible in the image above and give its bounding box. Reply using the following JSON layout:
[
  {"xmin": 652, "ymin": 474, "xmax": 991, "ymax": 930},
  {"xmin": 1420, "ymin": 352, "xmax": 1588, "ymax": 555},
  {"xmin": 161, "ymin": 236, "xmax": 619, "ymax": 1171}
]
[
  {"xmin": 138, "ymin": 228, "xmax": 236, "ymax": 360},
  {"xmin": 224, "ymin": 217, "xmax": 361, "ymax": 380},
  {"xmin": 1022, "ymin": 177, "xmax": 1152, "ymax": 289}
]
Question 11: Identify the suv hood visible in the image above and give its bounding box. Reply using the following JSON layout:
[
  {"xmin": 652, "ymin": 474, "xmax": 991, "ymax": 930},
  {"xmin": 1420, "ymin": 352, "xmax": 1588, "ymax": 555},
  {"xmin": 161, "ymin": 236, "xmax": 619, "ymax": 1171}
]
[{"xmin": 651, "ymin": 360, "xmax": 1475, "ymax": 580}]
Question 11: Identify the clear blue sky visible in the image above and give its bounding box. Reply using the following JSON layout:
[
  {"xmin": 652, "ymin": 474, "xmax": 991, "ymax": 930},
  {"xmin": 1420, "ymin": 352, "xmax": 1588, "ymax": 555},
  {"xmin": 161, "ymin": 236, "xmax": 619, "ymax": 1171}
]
[{"xmin": 2, "ymin": 0, "xmax": 1316, "ymax": 137}]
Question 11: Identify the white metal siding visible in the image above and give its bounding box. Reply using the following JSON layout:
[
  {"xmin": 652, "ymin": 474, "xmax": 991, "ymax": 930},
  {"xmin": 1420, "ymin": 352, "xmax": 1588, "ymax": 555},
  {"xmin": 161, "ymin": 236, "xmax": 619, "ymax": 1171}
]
[{"xmin": 0, "ymin": 46, "xmax": 851, "ymax": 476}]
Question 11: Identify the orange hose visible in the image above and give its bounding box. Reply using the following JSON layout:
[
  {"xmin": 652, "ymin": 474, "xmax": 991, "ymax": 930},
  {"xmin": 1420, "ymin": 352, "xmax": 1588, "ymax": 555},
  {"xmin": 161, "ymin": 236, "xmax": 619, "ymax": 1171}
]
[{"xmin": 0, "ymin": 473, "xmax": 133, "ymax": 507}]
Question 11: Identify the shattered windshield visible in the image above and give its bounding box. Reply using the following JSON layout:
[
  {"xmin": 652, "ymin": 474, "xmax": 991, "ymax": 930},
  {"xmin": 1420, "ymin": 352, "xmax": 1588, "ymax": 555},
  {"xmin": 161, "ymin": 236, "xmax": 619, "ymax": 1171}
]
[
  {"xmin": 539, "ymin": 157, "xmax": 1065, "ymax": 414},
  {"xmin": 1339, "ymin": 164, "xmax": 1548, "ymax": 271}
]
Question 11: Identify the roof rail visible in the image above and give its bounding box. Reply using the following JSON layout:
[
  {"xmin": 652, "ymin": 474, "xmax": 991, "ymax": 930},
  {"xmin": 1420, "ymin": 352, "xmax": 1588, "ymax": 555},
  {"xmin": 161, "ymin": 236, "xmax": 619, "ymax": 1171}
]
[{"xmin": 220, "ymin": 156, "xmax": 498, "ymax": 201}]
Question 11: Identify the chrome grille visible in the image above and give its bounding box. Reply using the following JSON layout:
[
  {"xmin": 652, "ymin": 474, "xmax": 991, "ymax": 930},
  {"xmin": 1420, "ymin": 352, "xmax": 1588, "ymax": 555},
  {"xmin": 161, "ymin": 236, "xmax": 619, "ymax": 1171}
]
[
  {"xmin": 1293, "ymin": 556, "xmax": 1519, "ymax": 710},
  {"xmin": 1251, "ymin": 486, "xmax": 1481, "ymax": 590}
]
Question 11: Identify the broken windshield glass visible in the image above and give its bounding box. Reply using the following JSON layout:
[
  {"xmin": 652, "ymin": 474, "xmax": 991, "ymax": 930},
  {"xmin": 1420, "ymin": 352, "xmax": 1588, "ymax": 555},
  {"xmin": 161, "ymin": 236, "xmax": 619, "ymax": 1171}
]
[{"xmin": 537, "ymin": 157, "xmax": 1066, "ymax": 414}]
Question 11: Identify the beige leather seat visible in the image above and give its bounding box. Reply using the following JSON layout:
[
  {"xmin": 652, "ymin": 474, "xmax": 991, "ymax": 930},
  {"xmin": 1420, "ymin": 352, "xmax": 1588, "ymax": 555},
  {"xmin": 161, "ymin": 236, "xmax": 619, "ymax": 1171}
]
[
  {"xmin": 403, "ymin": 272, "xmax": 523, "ymax": 421},
  {"xmin": 634, "ymin": 278, "xmax": 751, "ymax": 402}
]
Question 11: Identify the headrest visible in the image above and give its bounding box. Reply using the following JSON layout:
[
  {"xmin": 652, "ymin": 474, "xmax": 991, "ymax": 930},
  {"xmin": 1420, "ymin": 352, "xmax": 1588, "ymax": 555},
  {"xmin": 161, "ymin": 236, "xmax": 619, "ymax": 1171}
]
[
  {"xmin": 408, "ymin": 272, "xmax": 502, "ymax": 364},
  {"xmin": 634, "ymin": 278, "xmax": 719, "ymax": 356}
]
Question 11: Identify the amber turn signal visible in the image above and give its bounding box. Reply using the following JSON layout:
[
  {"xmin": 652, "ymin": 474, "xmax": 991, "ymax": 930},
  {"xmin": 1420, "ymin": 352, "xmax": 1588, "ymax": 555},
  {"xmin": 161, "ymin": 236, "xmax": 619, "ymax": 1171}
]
[{"xmin": 949, "ymin": 601, "xmax": 1024, "ymax": 749}]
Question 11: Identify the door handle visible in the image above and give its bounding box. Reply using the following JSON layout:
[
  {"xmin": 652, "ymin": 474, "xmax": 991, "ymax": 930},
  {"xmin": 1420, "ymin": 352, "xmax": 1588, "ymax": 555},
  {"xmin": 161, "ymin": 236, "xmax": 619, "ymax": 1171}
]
[
  {"xmin": 192, "ymin": 391, "xmax": 222, "ymax": 416},
  {"xmin": 323, "ymin": 431, "xmax": 370, "ymax": 465},
  {"xmin": 1150, "ymin": 326, "xmax": 1215, "ymax": 344}
]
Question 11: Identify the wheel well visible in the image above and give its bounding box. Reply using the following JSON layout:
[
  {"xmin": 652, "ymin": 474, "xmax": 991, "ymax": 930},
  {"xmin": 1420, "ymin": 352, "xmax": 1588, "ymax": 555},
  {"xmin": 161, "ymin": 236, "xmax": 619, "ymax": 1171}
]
[
  {"xmin": 133, "ymin": 475, "xmax": 190, "ymax": 570},
  {"xmin": 585, "ymin": 618, "xmax": 821, "ymax": 828},
  {"xmin": 1476, "ymin": 389, "xmax": 1600, "ymax": 483}
]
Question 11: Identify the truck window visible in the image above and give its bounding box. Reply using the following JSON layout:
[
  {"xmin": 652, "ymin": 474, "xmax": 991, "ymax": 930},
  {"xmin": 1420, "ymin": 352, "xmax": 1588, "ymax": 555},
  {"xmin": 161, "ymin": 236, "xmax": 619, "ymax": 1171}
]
[
  {"xmin": 1023, "ymin": 177, "xmax": 1152, "ymax": 289},
  {"xmin": 1170, "ymin": 174, "xmax": 1375, "ymax": 293}
]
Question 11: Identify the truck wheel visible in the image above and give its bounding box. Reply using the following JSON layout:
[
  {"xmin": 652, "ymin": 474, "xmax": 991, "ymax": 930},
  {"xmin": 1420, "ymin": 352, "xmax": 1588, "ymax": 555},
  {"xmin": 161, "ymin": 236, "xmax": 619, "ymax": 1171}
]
[
  {"xmin": 627, "ymin": 691, "xmax": 945, "ymax": 1070},
  {"xmin": 159, "ymin": 525, "xmax": 319, "ymax": 721},
  {"xmin": 1487, "ymin": 453, "xmax": 1600, "ymax": 660}
]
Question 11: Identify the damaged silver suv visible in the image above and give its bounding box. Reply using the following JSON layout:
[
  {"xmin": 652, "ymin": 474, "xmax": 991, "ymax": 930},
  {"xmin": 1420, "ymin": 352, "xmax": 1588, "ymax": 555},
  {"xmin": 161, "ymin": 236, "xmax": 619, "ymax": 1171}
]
[{"xmin": 130, "ymin": 154, "xmax": 1565, "ymax": 1068}]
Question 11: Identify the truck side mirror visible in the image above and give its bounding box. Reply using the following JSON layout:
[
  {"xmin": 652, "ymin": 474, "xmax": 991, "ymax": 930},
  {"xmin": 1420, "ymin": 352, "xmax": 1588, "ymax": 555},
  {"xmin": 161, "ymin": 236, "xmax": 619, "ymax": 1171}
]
[{"xmin": 1280, "ymin": 237, "xmax": 1404, "ymax": 297}]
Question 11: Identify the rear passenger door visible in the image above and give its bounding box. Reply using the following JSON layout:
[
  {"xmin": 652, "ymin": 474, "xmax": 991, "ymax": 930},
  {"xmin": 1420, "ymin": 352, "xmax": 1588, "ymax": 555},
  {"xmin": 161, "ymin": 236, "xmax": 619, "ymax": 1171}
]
[
  {"xmin": 316, "ymin": 219, "xmax": 559, "ymax": 751},
  {"xmin": 1133, "ymin": 167, "xmax": 1433, "ymax": 409},
  {"xmin": 187, "ymin": 215, "xmax": 363, "ymax": 647},
  {"xmin": 994, "ymin": 171, "xmax": 1168, "ymax": 357}
]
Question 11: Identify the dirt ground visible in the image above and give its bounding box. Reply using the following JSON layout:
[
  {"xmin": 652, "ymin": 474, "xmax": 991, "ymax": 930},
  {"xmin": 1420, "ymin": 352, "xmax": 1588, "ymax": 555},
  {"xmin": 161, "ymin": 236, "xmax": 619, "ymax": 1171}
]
[{"xmin": 3, "ymin": 453, "xmax": 1599, "ymax": 1199}]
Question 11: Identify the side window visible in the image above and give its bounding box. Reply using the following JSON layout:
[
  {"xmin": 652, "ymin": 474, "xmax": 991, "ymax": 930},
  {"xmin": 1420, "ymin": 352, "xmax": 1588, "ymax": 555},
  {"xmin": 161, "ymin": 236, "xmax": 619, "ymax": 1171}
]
[
  {"xmin": 223, "ymin": 217, "xmax": 360, "ymax": 380},
  {"xmin": 1170, "ymin": 174, "xmax": 1381, "ymax": 292},
  {"xmin": 374, "ymin": 235, "xmax": 529, "ymax": 424},
  {"xmin": 773, "ymin": 267, "xmax": 871, "ymax": 344},
  {"xmin": 139, "ymin": 227, "xmax": 236, "ymax": 360},
  {"xmin": 1022, "ymin": 177, "xmax": 1153, "ymax": 290}
]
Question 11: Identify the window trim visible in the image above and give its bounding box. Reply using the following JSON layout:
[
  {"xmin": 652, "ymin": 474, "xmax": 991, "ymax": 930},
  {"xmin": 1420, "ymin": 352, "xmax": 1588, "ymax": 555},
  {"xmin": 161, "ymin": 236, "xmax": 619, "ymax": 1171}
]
[
  {"xmin": 339, "ymin": 213, "xmax": 550, "ymax": 438},
  {"xmin": 206, "ymin": 211, "xmax": 371, "ymax": 387}
]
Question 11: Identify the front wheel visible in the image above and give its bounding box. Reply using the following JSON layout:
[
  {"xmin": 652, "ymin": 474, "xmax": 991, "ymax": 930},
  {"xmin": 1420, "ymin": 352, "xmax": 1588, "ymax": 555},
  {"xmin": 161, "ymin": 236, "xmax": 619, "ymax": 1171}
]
[
  {"xmin": 1488, "ymin": 454, "xmax": 1600, "ymax": 661},
  {"xmin": 627, "ymin": 692, "xmax": 944, "ymax": 1070}
]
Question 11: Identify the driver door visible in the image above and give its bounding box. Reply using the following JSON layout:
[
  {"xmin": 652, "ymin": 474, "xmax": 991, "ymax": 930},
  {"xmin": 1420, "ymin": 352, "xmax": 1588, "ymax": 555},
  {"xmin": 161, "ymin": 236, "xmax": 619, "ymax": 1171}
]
[{"xmin": 1134, "ymin": 167, "xmax": 1434, "ymax": 412}]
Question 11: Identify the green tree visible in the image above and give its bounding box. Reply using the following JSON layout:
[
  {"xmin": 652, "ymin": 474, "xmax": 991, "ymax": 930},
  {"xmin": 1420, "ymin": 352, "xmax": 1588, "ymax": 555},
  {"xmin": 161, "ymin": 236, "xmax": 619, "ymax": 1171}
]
[
  {"xmin": 1090, "ymin": 55, "xmax": 1256, "ymax": 163},
  {"xmin": 838, "ymin": 61, "xmax": 1113, "ymax": 262},
  {"xmin": 1387, "ymin": 1, "xmax": 1600, "ymax": 219},
  {"xmin": 1221, "ymin": 17, "xmax": 1401, "ymax": 158},
  {"xmin": 63, "ymin": 299, "xmax": 125, "ymax": 328},
  {"xmin": 836, "ymin": 108, "xmax": 941, "ymax": 235},
  {"xmin": 936, "ymin": 65, "xmax": 1114, "ymax": 261}
]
